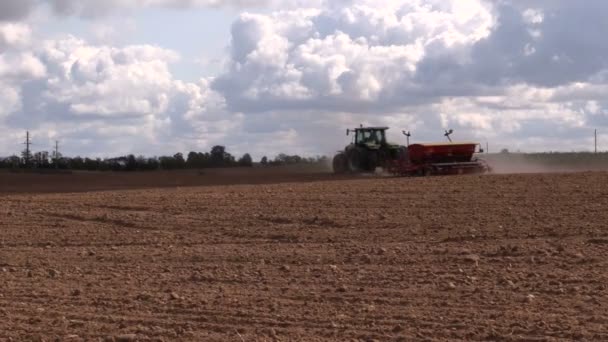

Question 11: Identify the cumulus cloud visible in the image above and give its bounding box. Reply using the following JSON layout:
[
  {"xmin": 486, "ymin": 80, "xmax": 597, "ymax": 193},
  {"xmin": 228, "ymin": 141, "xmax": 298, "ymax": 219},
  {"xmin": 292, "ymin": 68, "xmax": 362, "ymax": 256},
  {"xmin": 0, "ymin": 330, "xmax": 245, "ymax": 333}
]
[
  {"xmin": 0, "ymin": 23, "xmax": 32, "ymax": 51},
  {"xmin": 206, "ymin": 0, "xmax": 608, "ymax": 153},
  {"xmin": 443, "ymin": 1, "xmax": 608, "ymax": 88},
  {"xmin": 213, "ymin": 0, "xmax": 496, "ymax": 113},
  {"xmin": 0, "ymin": 27, "xmax": 236, "ymax": 157},
  {"xmin": 37, "ymin": 37, "xmax": 180, "ymax": 117}
]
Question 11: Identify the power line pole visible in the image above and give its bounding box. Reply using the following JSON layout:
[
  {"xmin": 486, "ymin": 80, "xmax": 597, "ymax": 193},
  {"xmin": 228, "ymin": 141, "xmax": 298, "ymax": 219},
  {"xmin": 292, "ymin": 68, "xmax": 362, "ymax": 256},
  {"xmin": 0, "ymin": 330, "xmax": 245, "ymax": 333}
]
[
  {"xmin": 23, "ymin": 131, "xmax": 32, "ymax": 167},
  {"xmin": 54, "ymin": 140, "xmax": 60, "ymax": 169},
  {"xmin": 595, "ymin": 129, "xmax": 598, "ymax": 154}
]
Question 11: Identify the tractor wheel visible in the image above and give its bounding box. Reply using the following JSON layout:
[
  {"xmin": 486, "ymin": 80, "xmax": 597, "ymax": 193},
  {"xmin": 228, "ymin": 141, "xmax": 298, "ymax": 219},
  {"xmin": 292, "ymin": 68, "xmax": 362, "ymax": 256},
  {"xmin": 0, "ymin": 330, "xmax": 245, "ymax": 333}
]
[
  {"xmin": 417, "ymin": 167, "xmax": 433, "ymax": 177},
  {"xmin": 347, "ymin": 147, "xmax": 373, "ymax": 173},
  {"xmin": 332, "ymin": 153, "xmax": 348, "ymax": 174},
  {"xmin": 365, "ymin": 151, "xmax": 379, "ymax": 172},
  {"xmin": 346, "ymin": 148, "xmax": 361, "ymax": 173}
]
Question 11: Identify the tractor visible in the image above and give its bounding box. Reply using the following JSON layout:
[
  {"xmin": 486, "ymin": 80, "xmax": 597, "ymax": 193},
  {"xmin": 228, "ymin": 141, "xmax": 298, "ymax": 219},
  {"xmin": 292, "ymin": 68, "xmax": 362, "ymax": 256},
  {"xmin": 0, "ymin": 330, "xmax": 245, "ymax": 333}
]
[
  {"xmin": 332, "ymin": 126, "xmax": 405, "ymax": 174},
  {"xmin": 333, "ymin": 127, "xmax": 491, "ymax": 176}
]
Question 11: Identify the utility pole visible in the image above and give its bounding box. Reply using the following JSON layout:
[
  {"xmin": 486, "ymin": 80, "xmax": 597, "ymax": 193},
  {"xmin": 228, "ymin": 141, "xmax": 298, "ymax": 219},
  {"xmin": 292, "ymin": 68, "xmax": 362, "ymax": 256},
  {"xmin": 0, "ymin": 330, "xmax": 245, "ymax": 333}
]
[
  {"xmin": 23, "ymin": 131, "xmax": 32, "ymax": 167},
  {"xmin": 595, "ymin": 129, "xmax": 598, "ymax": 154},
  {"xmin": 54, "ymin": 140, "xmax": 60, "ymax": 169}
]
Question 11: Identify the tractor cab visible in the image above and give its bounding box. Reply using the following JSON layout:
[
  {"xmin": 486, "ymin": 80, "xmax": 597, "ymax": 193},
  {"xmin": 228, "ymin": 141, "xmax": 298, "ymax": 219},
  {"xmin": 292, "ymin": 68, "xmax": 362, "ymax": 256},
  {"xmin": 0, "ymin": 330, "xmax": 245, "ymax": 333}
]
[{"xmin": 348, "ymin": 127, "xmax": 389, "ymax": 148}]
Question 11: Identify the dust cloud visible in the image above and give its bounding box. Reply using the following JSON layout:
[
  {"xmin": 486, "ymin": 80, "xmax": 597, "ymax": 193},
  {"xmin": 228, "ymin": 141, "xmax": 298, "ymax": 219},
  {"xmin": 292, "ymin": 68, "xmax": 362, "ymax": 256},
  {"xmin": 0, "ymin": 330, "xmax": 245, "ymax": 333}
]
[{"xmin": 482, "ymin": 153, "xmax": 608, "ymax": 174}]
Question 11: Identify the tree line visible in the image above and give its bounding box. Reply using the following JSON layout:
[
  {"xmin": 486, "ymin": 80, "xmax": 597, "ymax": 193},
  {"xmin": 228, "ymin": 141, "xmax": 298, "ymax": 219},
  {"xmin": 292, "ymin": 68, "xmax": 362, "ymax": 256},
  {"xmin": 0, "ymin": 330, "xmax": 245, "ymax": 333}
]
[{"xmin": 0, "ymin": 145, "xmax": 328, "ymax": 171}]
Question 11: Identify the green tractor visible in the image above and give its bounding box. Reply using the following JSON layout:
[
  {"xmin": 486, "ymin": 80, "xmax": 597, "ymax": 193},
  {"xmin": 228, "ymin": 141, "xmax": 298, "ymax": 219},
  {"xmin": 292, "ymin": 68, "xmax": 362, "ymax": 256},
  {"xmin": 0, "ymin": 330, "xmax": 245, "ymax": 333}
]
[{"xmin": 333, "ymin": 126, "xmax": 405, "ymax": 174}]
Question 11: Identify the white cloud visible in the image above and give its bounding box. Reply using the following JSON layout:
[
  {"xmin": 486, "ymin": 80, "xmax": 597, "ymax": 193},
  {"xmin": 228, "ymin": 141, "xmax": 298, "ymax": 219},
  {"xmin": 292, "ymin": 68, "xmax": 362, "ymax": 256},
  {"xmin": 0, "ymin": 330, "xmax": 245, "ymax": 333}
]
[
  {"xmin": 39, "ymin": 37, "xmax": 179, "ymax": 117},
  {"xmin": 3, "ymin": 0, "xmax": 608, "ymax": 158},
  {"xmin": 0, "ymin": 83, "xmax": 20, "ymax": 119},
  {"xmin": 0, "ymin": 27, "xmax": 236, "ymax": 157},
  {"xmin": 213, "ymin": 0, "xmax": 495, "ymax": 113},
  {"xmin": 0, "ymin": 23, "xmax": 32, "ymax": 50},
  {"xmin": 0, "ymin": 52, "xmax": 46, "ymax": 80},
  {"xmin": 522, "ymin": 8, "xmax": 543, "ymax": 25}
]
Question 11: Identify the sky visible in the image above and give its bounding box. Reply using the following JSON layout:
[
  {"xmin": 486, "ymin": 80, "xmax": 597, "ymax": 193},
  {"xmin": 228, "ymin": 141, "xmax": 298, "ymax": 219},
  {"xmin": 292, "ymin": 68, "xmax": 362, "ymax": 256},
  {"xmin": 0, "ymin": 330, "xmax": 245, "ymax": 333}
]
[{"xmin": 1, "ymin": 0, "xmax": 607, "ymax": 159}]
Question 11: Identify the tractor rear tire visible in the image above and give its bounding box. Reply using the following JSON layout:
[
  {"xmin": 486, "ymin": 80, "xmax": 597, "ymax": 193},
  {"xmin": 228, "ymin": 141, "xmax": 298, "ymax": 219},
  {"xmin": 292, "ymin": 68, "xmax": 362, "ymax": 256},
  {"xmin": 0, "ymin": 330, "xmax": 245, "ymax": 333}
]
[
  {"xmin": 347, "ymin": 147, "xmax": 375, "ymax": 173},
  {"xmin": 365, "ymin": 151, "xmax": 379, "ymax": 172},
  {"xmin": 332, "ymin": 153, "xmax": 348, "ymax": 174},
  {"xmin": 416, "ymin": 167, "xmax": 432, "ymax": 177},
  {"xmin": 346, "ymin": 149, "xmax": 361, "ymax": 173}
]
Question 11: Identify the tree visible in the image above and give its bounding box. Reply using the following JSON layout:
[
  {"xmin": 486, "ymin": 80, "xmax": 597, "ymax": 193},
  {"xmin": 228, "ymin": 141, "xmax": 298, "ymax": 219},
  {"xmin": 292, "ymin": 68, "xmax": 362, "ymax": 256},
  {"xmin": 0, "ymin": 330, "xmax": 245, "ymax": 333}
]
[
  {"xmin": 187, "ymin": 151, "xmax": 212, "ymax": 168},
  {"xmin": 260, "ymin": 156, "xmax": 268, "ymax": 166},
  {"xmin": 273, "ymin": 154, "xmax": 303, "ymax": 165},
  {"xmin": 69, "ymin": 156, "xmax": 85, "ymax": 170},
  {"xmin": 210, "ymin": 145, "xmax": 226, "ymax": 167},
  {"xmin": 209, "ymin": 145, "xmax": 237, "ymax": 167},
  {"xmin": 84, "ymin": 157, "xmax": 99, "ymax": 171},
  {"xmin": 0, "ymin": 156, "xmax": 20, "ymax": 169},
  {"xmin": 21, "ymin": 149, "xmax": 32, "ymax": 167},
  {"xmin": 159, "ymin": 155, "xmax": 177, "ymax": 169},
  {"xmin": 238, "ymin": 153, "xmax": 253, "ymax": 167},
  {"xmin": 126, "ymin": 154, "xmax": 137, "ymax": 171},
  {"xmin": 33, "ymin": 151, "xmax": 50, "ymax": 168},
  {"xmin": 174, "ymin": 153, "xmax": 186, "ymax": 168},
  {"xmin": 187, "ymin": 152, "xmax": 199, "ymax": 168},
  {"xmin": 146, "ymin": 157, "xmax": 160, "ymax": 170}
]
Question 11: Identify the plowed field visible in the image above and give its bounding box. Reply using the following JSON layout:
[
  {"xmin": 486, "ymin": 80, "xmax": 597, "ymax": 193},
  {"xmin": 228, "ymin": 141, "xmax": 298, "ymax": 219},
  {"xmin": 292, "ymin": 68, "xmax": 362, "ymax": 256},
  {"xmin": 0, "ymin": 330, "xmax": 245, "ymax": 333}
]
[{"xmin": 1, "ymin": 172, "xmax": 608, "ymax": 341}]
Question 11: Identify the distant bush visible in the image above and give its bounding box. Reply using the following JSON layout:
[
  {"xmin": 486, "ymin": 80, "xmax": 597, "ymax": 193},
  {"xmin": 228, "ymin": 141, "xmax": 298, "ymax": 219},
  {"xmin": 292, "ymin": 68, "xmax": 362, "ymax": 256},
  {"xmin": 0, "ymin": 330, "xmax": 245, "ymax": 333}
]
[
  {"xmin": 267, "ymin": 154, "xmax": 329, "ymax": 166},
  {"xmin": 0, "ymin": 145, "xmax": 256, "ymax": 172}
]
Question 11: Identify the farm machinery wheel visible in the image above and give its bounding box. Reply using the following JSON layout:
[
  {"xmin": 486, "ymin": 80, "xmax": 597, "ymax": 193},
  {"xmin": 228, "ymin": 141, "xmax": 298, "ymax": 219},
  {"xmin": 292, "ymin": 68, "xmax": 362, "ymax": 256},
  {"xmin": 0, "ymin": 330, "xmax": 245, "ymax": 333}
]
[
  {"xmin": 332, "ymin": 153, "xmax": 348, "ymax": 174},
  {"xmin": 416, "ymin": 167, "xmax": 434, "ymax": 177},
  {"xmin": 346, "ymin": 147, "xmax": 377, "ymax": 173}
]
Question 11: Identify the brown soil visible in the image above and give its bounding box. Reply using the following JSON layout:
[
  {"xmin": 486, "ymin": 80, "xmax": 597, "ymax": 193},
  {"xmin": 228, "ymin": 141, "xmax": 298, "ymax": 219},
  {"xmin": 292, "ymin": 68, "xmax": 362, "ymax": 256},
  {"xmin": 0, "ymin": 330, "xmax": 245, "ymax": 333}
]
[
  {"xmin": 1, "ymin": 172, "xmax": 608, "ymax": 341},
  {"xmin": 0, "ymin": 165, "xmax": 343, "ymax": 194}
]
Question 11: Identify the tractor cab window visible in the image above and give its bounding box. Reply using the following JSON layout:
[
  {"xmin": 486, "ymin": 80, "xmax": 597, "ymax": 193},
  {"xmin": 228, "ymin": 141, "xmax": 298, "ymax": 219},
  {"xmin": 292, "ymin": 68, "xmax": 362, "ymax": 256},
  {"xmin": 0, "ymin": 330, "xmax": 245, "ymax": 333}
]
[
  {"xmin": 356, "ymin": 130, "xmax": 365, "ymax": 144},
  {"xmin": 355, "ymin": 129, "xmax": 386, "ymax": 145},
  {"xmin": 374, "ymin": 130, "xmax": 386, "ymax": 144}
]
